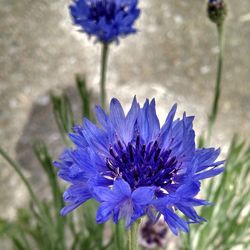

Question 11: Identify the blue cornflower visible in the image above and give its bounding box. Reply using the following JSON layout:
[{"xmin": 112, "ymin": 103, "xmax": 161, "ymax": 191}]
[
  {"xmin": 69, "ymin": 0, "xmax": 140, "ymax": 43},
  {"xmin": 54, "ymin": 97, "xmax": 224, "ymax": 235}
]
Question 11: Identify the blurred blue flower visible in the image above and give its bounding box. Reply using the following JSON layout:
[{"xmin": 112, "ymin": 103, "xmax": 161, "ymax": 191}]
[
  {"xmin": 208, "ymin": 0, "xmax": 222, "ymax": 3},
  {"xmin": 69, "ymin": 0, "xmax": 140, "ymax": 43},
  {"xmin": 55, "ymin": 97, "xmax": 224, "ymax": 235}
]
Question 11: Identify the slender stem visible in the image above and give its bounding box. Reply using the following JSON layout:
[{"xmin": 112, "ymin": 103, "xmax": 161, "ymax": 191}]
[
  {"xmin": 128, "ymin": 220, "xmax": 140, "ymax": 250},
  {"xmin": 207, "ymin": 23, "xmax": 225, "ymax": 144},
  {"xmin": 186, "ymin": 230, "xmax": 192, "ymax": 250},
  {"xmin": 0, "ymin": 147, "xmax": 50, "ymax": 224},
  {"xmin": 100, "ymin": 43, "xmax": 109, "ymax": 110},
  {"xmin": 0, "ymin": 147, "xmax": 40, "ymax": 206},
  {"xmin": 115, "ymin": 221, "xmax": 124, "ymax": 250}
]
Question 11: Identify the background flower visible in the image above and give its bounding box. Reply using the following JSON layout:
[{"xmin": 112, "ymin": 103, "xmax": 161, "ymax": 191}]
[
  {"xmin": 70, "ymin": 0, "xmax": 140, "ymax": 43},
  {"xmin": 55, "ymin": 97, "xmax": 224, "ymax": 235}
]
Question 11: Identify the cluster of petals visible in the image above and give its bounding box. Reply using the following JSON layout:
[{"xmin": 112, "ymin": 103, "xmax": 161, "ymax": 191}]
[
  {"xmin": 55, "ymin": 97, "xmax": 224, "ymax": 235},
  {"xmin": 70, "ymin": 0, "xmax": 140, "ymax": 43}
]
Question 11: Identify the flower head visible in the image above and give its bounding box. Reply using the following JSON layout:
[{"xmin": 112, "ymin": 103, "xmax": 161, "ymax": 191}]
[
  {"xmin": 207, "ymin": 0, "xmax": 227, "ymax": 25},
  {"xmin": 139, "ymin": 219, "xmax": 168, "ymax": 249},
  {"xmin": 55, "ymin": 97, "xmax": 224, "ymax": 235},
  {"xmin": 69, "ymin": 0, "xmax": 140, "ymax": 43}
]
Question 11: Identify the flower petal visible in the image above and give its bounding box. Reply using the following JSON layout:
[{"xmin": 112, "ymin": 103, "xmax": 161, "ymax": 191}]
[
  {"xmin": 194, "ymin": 167, "xmax": 224, "ymax": 180},
  {"xmin": 113, "ymin": 178, "xmax": 132, "ymax": 197},
  {"xmin": 176, "ymin": 204, "xmax": 206, "ymax": 223},
  {"xmin": 93, "ymin": 186, "xmax": 115, "ymax": 202},
  {"xmin": 162, "ymin": 208, "xmax": 189, "ymax": 235},
  {"xmin": 176, "ymin": 181, "xmax": 201, "ymax": 198},
  {"xmin": 96, "ymin": 202, "xmax": 114, "ymax": 224},
  {"xmin": 132, "ymin": 186, "xmax": 156, "ymax": 205},
  {"xmin": 110, "ymin": 98, "xmax": 126, "ymax": 130},
  {"xmin": 123, "ymin": 96, "xmax": 140, "ymax": 143},
  {"xmin": 61, "ymin": 185, "xmax": 91, "ymax": 216},
  {"xmin": 95, "ymin": 105, "xmax": 109, "ymax": 130}
]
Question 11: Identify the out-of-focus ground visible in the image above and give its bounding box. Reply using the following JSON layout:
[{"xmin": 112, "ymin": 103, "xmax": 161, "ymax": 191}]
[{"xmin": 0, "ymin": 0, "xmax": 249, "ymax": 233}]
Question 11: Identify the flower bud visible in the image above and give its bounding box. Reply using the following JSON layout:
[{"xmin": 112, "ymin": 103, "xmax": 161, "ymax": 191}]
[
  {"xmin": 207, "ymin": 0, "xmax": 227, "ymax": 25},
  {"xmin": 139, "ymin": 219, "xmax": 168, "ymax": 249}
]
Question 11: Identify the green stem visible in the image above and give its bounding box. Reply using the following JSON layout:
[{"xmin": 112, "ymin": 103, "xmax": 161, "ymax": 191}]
[
  {"xmin": 0, "ymin": 147, "xmax": 51, "ymax": 226},
  {"xmin": 128, "ymin": 220, "xmax": 140, "ymax": 250},
  {"xmin": 100, "ymin": 43, "xmax": 109, "ymax": 110},
  {"xmin": 0, "ymin": 147, "xmax": 40, "ymax": 206},
  {"xmin": 207, "ymin": 23, "xmax": 225, "ymax": 144},
  {"xmin": 115, "ymin": 221, "xmax": 124, "ymax": 250}
]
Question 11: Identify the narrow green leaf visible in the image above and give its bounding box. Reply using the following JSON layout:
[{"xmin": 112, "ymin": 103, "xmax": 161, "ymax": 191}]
[{"xmin": 76, "ymin": 74, "xmax": 92, "ymax": 120}]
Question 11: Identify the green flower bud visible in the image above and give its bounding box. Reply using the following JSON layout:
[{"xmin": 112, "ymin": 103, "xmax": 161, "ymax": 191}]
[{"xmin": 207, "ymin": 0, "xmax": 227, "ymax": 25}]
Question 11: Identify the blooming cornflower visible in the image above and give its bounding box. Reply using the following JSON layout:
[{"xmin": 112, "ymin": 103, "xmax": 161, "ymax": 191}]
[
  {"xmin": 69, "ymin": 0, "xmax": 140, "ymax": 43},
  {"xmin": 54, "ymin": 97, "xmax": 224, "ymax": 235}
]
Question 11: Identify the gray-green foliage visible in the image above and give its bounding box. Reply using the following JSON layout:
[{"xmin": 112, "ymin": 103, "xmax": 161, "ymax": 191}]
[
  {"xmin": 0, "ymin": 76, "xmax": 249, "ymax": 250},
  {"xmin": 181, "ymin": 136, "xmax": 250, "ymax": 250},
  {"xmin": 0, "ymin": 76, "xmax": 127, "ymax": 250}
]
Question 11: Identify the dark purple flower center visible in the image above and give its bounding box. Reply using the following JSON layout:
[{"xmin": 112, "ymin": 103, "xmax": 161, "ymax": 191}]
[
  {"xmin": 88, "ymin": 0, "xmax": 130, "ymax": 23},
  {"xmin": 208, "ymin": 0, "xmax": 224, "ymax": 9},
  {"xmin": 105, "ymin": 135, "xmax": 181, "ymax": 191}
]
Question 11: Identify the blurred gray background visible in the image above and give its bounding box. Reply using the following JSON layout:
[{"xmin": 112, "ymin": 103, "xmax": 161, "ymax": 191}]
[{"xmin": 0, "ymin": 0, "xmax": 250, "ymax": 221}]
